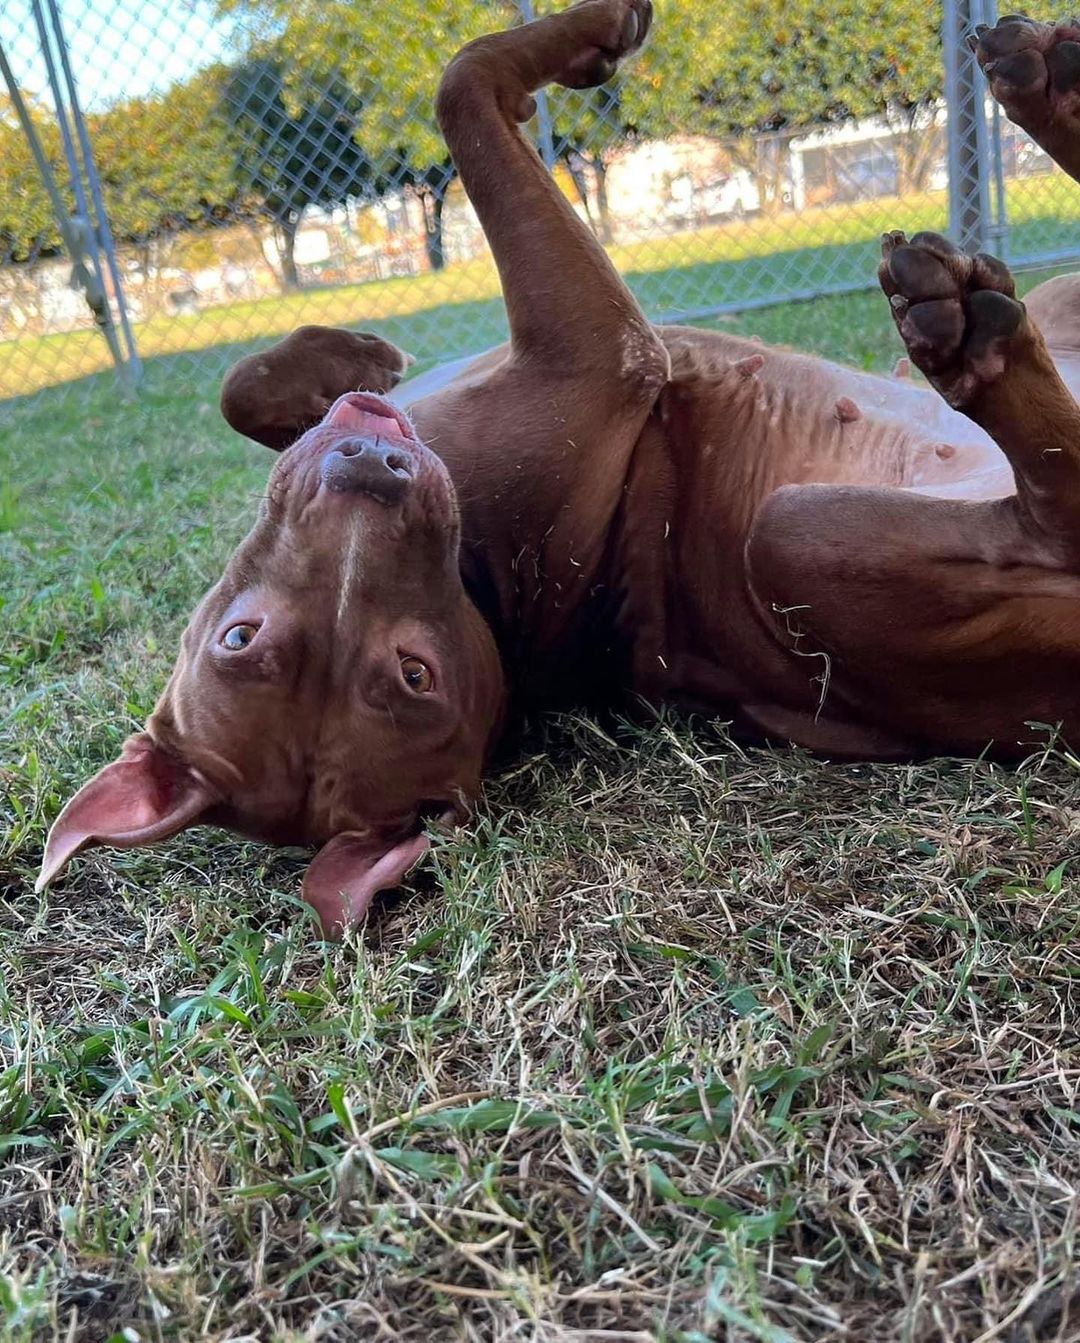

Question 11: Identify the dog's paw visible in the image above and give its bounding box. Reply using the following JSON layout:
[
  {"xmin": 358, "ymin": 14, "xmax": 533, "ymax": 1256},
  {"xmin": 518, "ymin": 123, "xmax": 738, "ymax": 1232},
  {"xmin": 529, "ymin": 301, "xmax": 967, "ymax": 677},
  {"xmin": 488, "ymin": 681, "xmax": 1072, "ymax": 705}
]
[
  {"xmin": 552, "ymin": 0, "xmax": 653, "ymax": 89},
  {"xmin": 878, "ymin": 231, "xmax": 1027, "ymax": 408},
  {"xmin": 221, "ymin": 327, "xmax": 412, "ymax": 450},
  {"xmin": 971, "ymin": 15, "xmax": 1080, "ymax": 139}
]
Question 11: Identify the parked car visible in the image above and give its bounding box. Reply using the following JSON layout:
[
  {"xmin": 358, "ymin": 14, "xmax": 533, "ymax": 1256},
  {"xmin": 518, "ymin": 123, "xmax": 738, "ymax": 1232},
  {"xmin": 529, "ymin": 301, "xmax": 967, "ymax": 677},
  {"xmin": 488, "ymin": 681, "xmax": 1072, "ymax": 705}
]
[
  {"xmin": 664, "ymin": 169, "xmax": 784, "ymax": 228},
  {"xmin": 696, "ymin": 171, "xmax": 761, "ymax": 218}
]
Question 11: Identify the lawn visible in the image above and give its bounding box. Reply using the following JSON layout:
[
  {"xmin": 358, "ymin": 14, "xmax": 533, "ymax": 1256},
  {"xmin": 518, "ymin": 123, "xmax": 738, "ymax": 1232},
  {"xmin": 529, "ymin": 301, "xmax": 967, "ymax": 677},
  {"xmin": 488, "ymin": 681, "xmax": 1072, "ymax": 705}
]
[
  {"xmin": 3, "ymin": 170, "xmax": 1080, "ymax": 404},
  {"xmin": 1, "ymin": 280, "xmax": 1079, "ymax": 1341}
]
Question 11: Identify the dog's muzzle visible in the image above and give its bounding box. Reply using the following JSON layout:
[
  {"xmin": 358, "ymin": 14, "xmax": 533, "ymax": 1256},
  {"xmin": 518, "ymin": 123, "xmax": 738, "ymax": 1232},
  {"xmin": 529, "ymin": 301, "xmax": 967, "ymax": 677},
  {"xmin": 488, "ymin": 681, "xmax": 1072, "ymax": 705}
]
[{"xmin": 320, "ymin": 436, "xmax": 414, "ymax": 503}]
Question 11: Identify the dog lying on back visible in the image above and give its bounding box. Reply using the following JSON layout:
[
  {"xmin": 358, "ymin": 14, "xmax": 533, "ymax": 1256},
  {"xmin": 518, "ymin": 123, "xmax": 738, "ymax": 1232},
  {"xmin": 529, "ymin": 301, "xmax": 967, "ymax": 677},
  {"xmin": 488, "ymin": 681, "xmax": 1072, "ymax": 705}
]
[{"xmin": 38, "ymin": 5, "xmax": 1080, "ymax": 933}]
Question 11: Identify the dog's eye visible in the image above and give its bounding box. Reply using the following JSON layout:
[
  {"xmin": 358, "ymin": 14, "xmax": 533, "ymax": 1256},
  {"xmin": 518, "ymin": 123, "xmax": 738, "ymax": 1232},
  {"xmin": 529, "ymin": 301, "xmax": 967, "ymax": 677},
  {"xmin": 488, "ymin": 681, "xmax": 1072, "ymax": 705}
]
[
  {"xmin": 400, "ymin": 656, "xmax": 433, "ymax": 692},
  {"xmin": 221, "ymin": 623, "xmax": 258, "ymax": 651}
]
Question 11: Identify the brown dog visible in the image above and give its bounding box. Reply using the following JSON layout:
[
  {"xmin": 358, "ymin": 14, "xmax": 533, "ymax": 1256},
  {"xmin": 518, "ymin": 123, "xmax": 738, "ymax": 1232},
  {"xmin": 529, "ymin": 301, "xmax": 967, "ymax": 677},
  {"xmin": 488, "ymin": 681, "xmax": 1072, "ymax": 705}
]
[{"xmin": 37, "ymin": 3, "xmax": 1080, "ymax": 934}]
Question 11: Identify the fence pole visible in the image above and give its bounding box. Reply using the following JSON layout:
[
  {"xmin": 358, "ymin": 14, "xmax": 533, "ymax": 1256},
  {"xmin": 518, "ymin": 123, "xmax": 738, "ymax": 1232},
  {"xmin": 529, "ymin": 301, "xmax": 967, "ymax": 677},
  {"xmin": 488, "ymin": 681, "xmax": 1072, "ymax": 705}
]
[
  {"xmin": 944, "ymin": 0, "xmax": 994, "ymax": 253},
  {"xmin": 0, "ymin": 39, "xmax": 130, "ymax": 387},
  {"xmin": 45, "ymin": 0, "xmax": 143, "ymax": 384},
  {"xmin": 979, "ymin": 0, "xmax": 1010, "ymax": 258},
  {"xmin": 27, "ymin": 0, "xmax": 138, "ymax": 394},
  {"xmin": 516, "ymin": 0, "xmax": 557, "ymax": 169}
]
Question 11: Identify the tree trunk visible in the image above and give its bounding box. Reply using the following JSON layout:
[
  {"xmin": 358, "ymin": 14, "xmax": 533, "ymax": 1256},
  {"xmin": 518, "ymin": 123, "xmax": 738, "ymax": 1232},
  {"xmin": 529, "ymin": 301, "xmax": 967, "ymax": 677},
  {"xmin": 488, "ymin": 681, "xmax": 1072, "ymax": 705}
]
[
  {"xmin": 730, "ymin": 136, "xmax": 786, "ymax": 217},
  {"xmin": 419, "ymin": 183, "xmax": 447, "ymax": 272},
  {"xmin": 589, "ymin": 154, "xmax": 613, "ymax": 244},
  {"xmin": 244, "ymin": 219, "xmax": 287, "ymax": 291},
  {"xmin": 894, "ymin": 123, "xmax": 940, "ymax": 195},
  {"xmin": 753, "ymin": 137, "xmax": 787, "ymax": 217},
  {"xmin": 278, "ymin": 214, "xmax": 301, "ymax": 290},
  {"xmin": 563, "ymin": 149, "xmax": 596, "ymax": 233}
]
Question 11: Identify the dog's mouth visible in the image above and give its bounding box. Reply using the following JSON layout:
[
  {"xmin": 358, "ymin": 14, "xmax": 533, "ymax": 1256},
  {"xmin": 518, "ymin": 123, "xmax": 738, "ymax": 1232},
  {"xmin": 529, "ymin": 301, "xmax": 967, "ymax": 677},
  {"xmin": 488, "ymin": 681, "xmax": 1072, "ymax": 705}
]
[
  {"xmin": 279, "ymin": 389, "xmax": 455, "ymax": 523},
  {"xmin": 311, "ymin": 392, "xmax": 434, "ymax": 504},
  {"xmin": 322, "ymin": 391, "xmax": 417, "ymax": 443}
]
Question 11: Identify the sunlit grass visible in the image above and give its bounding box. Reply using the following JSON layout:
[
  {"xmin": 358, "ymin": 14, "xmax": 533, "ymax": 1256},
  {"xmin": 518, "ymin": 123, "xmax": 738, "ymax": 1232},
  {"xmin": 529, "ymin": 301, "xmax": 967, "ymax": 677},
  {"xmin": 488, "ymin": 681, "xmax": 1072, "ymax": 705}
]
[{"xmin": 4, "ymin": 173, "xmax": 1079, "ymax": 402}]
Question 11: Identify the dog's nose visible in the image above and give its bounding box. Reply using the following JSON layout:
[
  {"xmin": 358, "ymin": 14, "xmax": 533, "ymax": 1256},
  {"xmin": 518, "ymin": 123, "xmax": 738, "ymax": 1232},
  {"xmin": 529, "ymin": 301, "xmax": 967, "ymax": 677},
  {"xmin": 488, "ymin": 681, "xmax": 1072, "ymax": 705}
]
[{"xmin": 321, "ymin": 437, "xmax": 414, "ymax": 503}]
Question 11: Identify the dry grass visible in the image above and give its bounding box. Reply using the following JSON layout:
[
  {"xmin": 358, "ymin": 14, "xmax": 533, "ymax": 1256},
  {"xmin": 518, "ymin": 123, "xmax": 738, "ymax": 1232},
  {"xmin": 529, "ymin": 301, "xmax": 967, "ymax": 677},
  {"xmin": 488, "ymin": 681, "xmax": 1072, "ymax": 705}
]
[
  {"xmin": 3, "ymin": 721, "xmax": 1080, "ymax": 1341},
  {"xmin": 2, "ymin": 296, "xmax": 1079, "ymax": 1341}
]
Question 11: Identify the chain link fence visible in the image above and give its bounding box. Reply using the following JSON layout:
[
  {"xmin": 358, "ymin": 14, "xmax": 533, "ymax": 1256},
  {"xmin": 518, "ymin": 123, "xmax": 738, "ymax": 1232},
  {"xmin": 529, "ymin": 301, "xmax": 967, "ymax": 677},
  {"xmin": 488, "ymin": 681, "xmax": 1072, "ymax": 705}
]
[{"xmin": 2, "ymin": 0, "xmax": 1079, "ymax": 425}]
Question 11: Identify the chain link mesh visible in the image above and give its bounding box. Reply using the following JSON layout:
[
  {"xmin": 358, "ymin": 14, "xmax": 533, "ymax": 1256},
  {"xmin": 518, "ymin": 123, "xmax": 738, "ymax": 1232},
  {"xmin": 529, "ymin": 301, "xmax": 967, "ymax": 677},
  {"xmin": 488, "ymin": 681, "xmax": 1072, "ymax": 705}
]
[{"xmin": 2, "ymin": 0, "xmax": 1080, "ymax": 422}]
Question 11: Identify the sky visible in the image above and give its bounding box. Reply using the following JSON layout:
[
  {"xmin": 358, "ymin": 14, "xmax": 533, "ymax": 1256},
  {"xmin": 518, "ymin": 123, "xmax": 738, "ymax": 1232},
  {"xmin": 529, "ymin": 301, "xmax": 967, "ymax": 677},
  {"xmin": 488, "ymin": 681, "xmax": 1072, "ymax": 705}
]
[{"xmin": 2, "ymin": 0, "xmax": 235, "ymax": 109}]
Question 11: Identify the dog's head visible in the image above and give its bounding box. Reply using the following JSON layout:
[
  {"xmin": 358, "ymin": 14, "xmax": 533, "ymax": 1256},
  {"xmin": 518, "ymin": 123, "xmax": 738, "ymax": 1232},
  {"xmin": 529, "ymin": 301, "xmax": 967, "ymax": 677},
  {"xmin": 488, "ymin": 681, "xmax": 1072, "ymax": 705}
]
[{"xmin": 38, "ymin": 329, "xmax": 505, "ymax": 936}]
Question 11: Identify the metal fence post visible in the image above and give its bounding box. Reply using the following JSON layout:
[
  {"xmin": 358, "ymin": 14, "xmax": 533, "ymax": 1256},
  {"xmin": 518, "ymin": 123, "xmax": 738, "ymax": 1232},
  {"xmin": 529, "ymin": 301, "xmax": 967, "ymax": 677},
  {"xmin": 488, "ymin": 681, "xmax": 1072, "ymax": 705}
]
[
  {"xmin": 44, "ymin": 0, "xmax": 142, "ymax": 385},
  {"xmin": 0, "ymin": 40, "xmax": 129, "ymax": 387},
  {"xmin": 944, "ymin": 0, "xmax": 999, "ymax": 255},
  {"xmin": 24, "ymin": 0, "xmax": 140, "ymax": 394},
  {"xmin": 516, "ymin": 0, "xmax": 557, "ymax": 170},
  {"xmin": 980, "ymin": 0, "xmax": 1010, "ymax": 259}
]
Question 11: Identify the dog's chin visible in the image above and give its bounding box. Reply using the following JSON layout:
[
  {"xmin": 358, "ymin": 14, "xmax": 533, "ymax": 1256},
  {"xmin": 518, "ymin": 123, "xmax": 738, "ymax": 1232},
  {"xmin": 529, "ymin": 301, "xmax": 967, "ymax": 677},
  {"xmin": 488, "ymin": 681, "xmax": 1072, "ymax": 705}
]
[
  {"xmin": 201, "ymin": 803, "xmax": 313, "ymax": 850},
  {"xmin": 204, "ymin": 800, "xmax": 428, "ymax": 853}
]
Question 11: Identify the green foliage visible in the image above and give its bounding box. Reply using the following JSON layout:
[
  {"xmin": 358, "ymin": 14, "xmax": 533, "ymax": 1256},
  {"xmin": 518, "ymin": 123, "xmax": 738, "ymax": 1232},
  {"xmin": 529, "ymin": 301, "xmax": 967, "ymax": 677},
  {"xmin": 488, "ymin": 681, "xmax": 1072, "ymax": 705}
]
[
  {"xmin": 217, "ymin": 0, "xmax": 519, "ymax": 265},
  {"xmin": 622, "ymin": 0, "xmax": 945, "ymax": 205},
  {"xmin": 219, "ymin": 0, "xmax": 515, "ymax": 170},
  {"xmin": 224, "ymin": 57, "xmax": 376, "ymax": 285},
  {"xmin": 87, "ymin": 68, "xmax": 238, "ymax": 242},
  {"xmin": 0, "ymin": 93, "xmax": 63, "ymax": 260},
  {"xmin": 0, "ymin": 77, "xmax": 237, "ymax": 264},
  {"xmin": 626, "ymin": 0, "xmax": 944, "ymax": 139},
  {"xmin": 224, "ymin": 59, "xmax": 373, "ymax": 218},
  {"xmin": 0, "ymin": 60, "xmax": 377, "ymax": 287},
  {"xmin": 1, "ymin": 0, "xmax": 949, "ymax": 269}
]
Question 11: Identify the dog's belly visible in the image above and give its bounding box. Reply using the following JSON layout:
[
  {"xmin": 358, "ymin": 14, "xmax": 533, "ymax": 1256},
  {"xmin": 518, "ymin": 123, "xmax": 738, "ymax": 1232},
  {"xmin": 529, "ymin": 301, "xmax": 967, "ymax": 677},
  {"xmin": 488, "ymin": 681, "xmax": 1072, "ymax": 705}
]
[
  {"xmin": 610, "ymin": 329, "xmax": 1029, "ymax": 729},
  {"xmin": 792, "ymin": 361, "xmax": 1013, "ymax": 500},
  {"xmin": 393, "ymin": 330, "xmax": 1029, "ymax": 729},
  {"xmin": 655, "ymin": 324, "xmax": 1015, "ymax": 504},
  {"xmin": 393, "ymin": 330, "xmax": 1019, "ymax": 504}
]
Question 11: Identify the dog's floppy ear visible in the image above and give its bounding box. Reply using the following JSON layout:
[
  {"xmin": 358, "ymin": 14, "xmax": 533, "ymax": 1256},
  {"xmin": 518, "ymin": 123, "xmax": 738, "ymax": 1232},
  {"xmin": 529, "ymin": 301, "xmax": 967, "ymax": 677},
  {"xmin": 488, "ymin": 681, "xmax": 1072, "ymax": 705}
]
[
  {"xmin": 220, "ymin": 326, "xmax": 414, "ymax": 450},
  {"xmin": 36, "ymin": 733, "xmax": 217, "ymax": 892},
  {"xmin": 302, "ymin": 830, "xmax": 431, "ymax": 939}
]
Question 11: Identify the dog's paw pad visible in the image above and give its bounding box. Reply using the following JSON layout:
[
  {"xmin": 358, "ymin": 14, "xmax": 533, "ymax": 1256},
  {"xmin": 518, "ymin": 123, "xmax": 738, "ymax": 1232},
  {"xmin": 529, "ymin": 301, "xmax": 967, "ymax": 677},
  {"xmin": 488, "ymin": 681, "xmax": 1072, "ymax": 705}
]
[
  {"xmin": 973, "ymin": 15, "xmax": 1080, "ymax": 133},
  {"xmin": 878, "ymin": 231, "xmax": 1025, "ymax": 406}
]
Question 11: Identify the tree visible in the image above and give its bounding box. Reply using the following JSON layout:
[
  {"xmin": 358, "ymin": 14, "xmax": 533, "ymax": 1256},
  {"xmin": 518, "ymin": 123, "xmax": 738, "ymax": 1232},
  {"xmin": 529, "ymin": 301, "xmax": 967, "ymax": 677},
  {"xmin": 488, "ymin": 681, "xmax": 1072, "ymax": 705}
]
[
  {"xmin": 1, "ymin": 59, "xmax": 375, "ymax": 298},
  {"xmin": 217, "ymin": 0, "xmax": 518, "ymax": 271},
  {"xmin": 862, "ymin": 7, "xmax": 945, "ymax": 192},
  {"xmin": 0, "ymin": 93, "xmax": 63, "ymax": 263},
  {"xmin": 1, "ymin": 78, "xmax": 237, "ymax": 275},
  {"xmin": 622, "ymin": 0, "xmax": 945, "ymax": 211},
  {"xmin": 88, "ymin": 69, "xmax": 238, "ymax": 274},
  {"xmin": 225, "ymin": 58, "xmax": 376, "ymax": 289}
]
